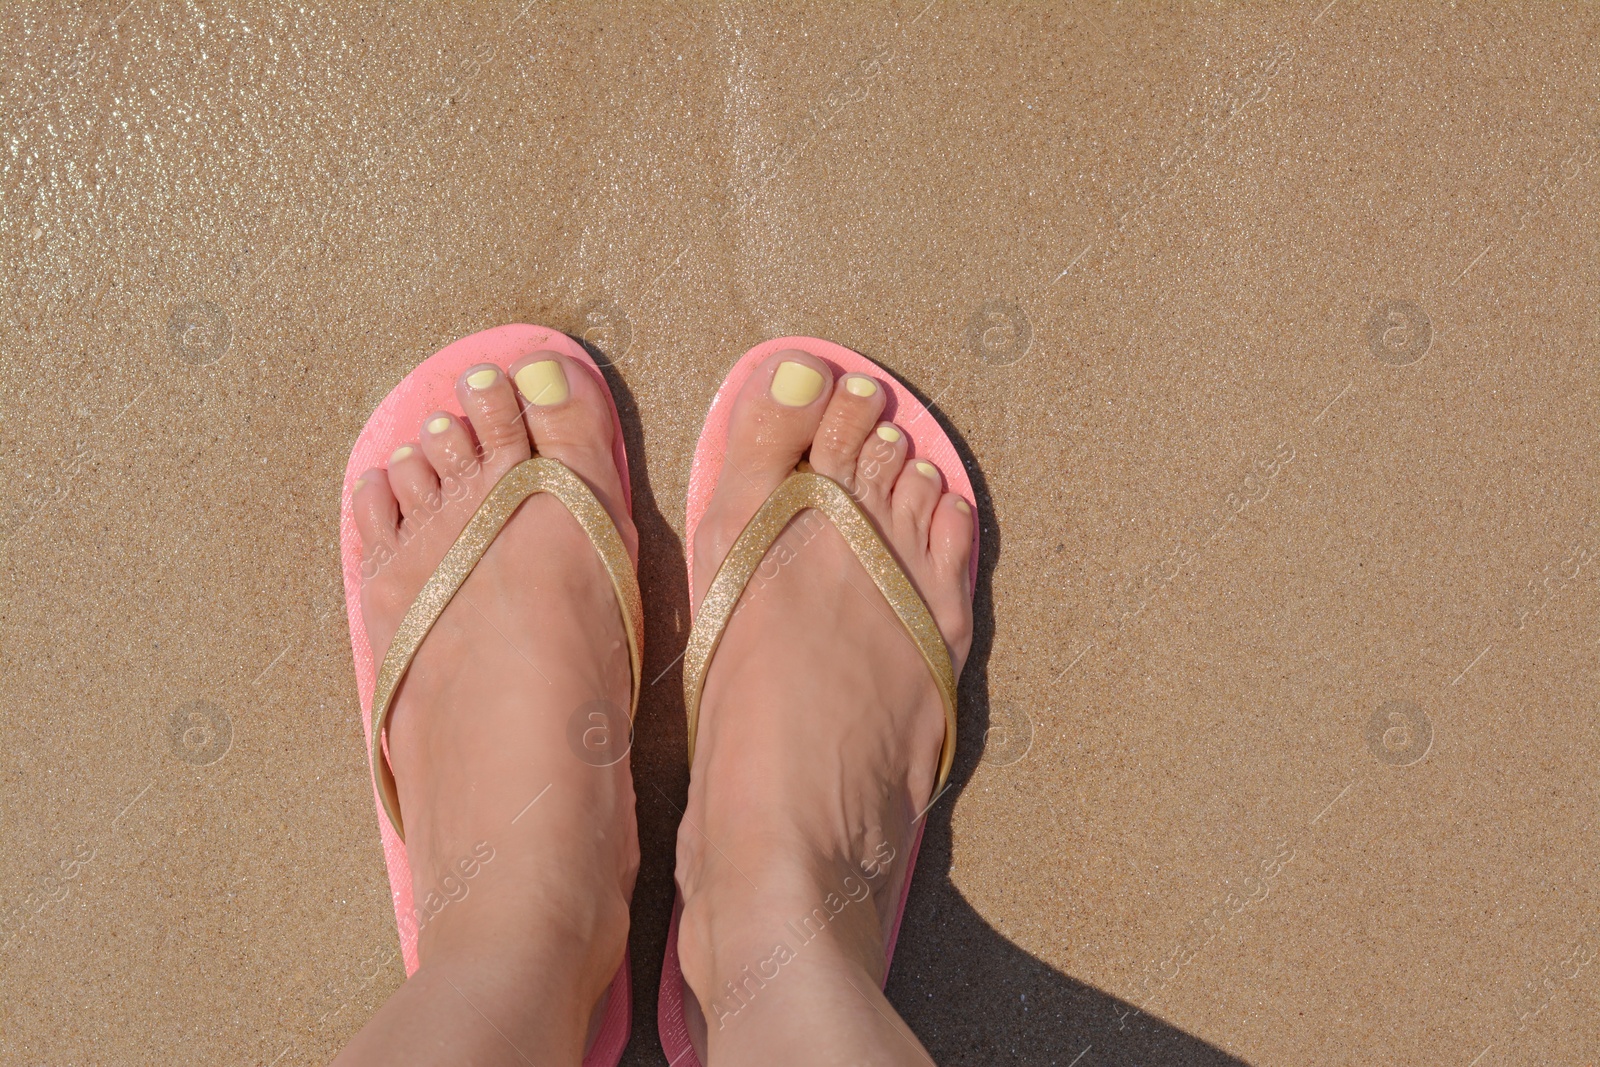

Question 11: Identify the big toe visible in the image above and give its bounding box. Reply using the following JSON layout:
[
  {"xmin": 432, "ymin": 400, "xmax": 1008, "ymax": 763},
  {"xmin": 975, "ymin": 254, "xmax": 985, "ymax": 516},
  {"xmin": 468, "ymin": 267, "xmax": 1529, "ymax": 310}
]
[
  {"xmin": 509, "ymin": 352, "xmax": 633, "ymax": 555},
  {"xmin": 694, "ymin": 350, "xmax": 832, "ymax": 589}
]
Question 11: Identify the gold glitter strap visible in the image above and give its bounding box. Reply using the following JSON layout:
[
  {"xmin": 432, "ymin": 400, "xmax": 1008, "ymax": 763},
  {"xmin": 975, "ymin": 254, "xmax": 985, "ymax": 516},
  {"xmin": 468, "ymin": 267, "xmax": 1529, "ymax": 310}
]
[
  {"xmin": 683, "ymin": 469, "xmax": 958, "ymax": 793},
  {"xmin": 369, "ymin": 456, "xmax": 642, "ymax": 841}
]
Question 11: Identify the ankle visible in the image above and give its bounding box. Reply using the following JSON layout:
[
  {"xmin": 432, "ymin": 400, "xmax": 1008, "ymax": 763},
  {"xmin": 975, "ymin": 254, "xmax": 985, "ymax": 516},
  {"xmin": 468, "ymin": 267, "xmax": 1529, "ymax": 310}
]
[
  {"xmin": 677, "ymin": 843, "xmax": 896, "ymax": 1013},
  {"xmin": 420, "ymin": 868, "xmax": 631, "ymax": 1003}
]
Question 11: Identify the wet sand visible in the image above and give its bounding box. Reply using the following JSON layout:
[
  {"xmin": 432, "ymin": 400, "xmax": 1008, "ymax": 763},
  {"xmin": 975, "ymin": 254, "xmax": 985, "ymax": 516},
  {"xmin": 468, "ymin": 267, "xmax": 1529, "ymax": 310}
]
[{"xmin": 2, "ymin": 2, "xmax": 1597, "ymax": 1064}]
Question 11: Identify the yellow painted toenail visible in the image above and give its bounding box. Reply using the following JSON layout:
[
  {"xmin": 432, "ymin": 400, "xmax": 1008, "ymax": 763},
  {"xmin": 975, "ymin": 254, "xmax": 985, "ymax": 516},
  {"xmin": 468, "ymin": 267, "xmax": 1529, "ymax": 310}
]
[
  {"xmin": 845, "ymin": 376, "xmax": 877, "ymax": 398},
  {"xmin": 391, "ymin": 446, "xmax": 414, "ymax": 462},
  {"xmin": 353, "ymin": 477, "xmax": 366, "ymax": 492},
  {"xmin": 466, "ymin": 368, "xmax": 498, "ymax": 390},
  {"xmin": 771, "ymin": 361, "xmax": 824, "ymax": 407},
  {"xmin": 875, "ymin": 425, "xmax": 902, "ymax": 443},
  {"xmin": 426, "ymin": 416, "xmax": 452, "ymax": 434},
  {"xmin": 515, "ymin": 360, "xmax": 569, "ymax": 407},
  {"xmin": 954, "ymin": 498, "xmax": 971, "ymax": 514},
  {"xmin": 915, "ymin": 460, "xmax": 939, "ymax": 479}
]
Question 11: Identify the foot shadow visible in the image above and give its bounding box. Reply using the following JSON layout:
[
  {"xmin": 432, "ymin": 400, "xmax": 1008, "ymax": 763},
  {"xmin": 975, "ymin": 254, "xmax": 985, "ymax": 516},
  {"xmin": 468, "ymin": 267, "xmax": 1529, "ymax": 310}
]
[
  {"xmin": 882, "ymin": 384, "xmax": 1251, "ymax": 1067},
  {"xmin": 574, "ymin": 340, "xmax": 696, "ymax": 1066},
  {"xmin": 591, "ymin": 340, "xmax": 1249, "ymax": 1065}
]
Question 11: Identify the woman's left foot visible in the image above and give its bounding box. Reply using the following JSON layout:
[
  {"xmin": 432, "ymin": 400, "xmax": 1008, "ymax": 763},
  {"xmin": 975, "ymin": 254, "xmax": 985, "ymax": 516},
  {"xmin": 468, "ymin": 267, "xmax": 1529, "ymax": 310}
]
[{"xmin": 674, "ymin": 350, "xmax": 973, "ymax": 1062}]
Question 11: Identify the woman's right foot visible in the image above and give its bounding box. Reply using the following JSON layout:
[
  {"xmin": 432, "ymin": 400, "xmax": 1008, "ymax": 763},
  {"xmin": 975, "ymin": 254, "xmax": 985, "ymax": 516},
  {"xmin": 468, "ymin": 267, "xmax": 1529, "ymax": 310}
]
[
  {"xmin": 674, "ymin": 349, "xmax": 975, "ymax": 1063},
  {"xmin": 336, "ymin": 351, "xmax": 639, "ymax": 1067}
]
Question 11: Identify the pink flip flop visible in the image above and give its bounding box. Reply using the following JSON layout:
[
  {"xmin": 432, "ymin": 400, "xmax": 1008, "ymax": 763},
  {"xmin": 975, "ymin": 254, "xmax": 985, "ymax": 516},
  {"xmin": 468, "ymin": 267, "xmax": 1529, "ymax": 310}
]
[
  {"xmin": 657, "ymin": 337, "xmax": 979, "ymax": 1064},
  {"xmin": 340, "ymin": 323, "xmax": 636, "ymax": 1065}
]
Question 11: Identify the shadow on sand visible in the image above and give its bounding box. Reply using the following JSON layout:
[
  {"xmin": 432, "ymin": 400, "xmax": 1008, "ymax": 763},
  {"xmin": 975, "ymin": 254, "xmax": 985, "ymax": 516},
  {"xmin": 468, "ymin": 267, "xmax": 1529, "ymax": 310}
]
[
  {"xmin": 589, "ymin": 342, "xmax": 1249, "ymax": 1066},
  {"xmin": 882, "ymin": 380, "xmax": 1249, "ymax": 1067}
]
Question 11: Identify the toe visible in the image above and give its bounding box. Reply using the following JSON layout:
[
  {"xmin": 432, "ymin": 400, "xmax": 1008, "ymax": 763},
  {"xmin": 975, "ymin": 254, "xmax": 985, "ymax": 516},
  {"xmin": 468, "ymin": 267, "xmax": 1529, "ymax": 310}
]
[
  {"xmin": 808, "ymin": 373, "xmax": 886, "ymax": 489},
  {"xmin": 892, "ymin": 457, "xmax": 944, "ymax": 543},
  {"xmin": 509, "ymin": 352, "xmax": 629, "ymax": 527},
  {"xmin": 386, "ymin": 443, "xmax": 441, "ymax": 520},
  {"xmin": 854, "ymin": 422, "xmax": 907, "ymax": 510},
  {"xmin": 716, "ymin": 350, "xmax": 833, "ymax": 501},
  {"xmin": 419, "ymin": 411, "xmax": 480, "ymax": 491},
  {"xmin": 353, "ymin": 467, "xmax": 400, "ymax": 560},
  {"xmin": 455, "ymin": 364, "xmax": 532, "ymax": 473},
  {"xmin": 927, "ymin": 493, "xmax": 976, "ymax": 665},
  {"xmin": 694, "ymin": 349, "xmax": 833, "ymax": 594},
  {"xmin": 929, "ymin": 493, "xmax": 975, "ymax": 582},
  {"xmin": 725, "ymin": 350, "xmax": 832, "ymax": 490}
]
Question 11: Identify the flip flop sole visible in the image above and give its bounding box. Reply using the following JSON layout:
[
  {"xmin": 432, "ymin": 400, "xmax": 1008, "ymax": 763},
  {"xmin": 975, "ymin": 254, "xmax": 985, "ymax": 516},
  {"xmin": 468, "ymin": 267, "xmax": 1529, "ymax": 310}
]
[
  {"xmin": 339, "ymin": 323, "xmax": 632, "ymax": 1066},
  {"xmin": 659, "ymin": 336, "xmax": 978, "ymax": 1066}
]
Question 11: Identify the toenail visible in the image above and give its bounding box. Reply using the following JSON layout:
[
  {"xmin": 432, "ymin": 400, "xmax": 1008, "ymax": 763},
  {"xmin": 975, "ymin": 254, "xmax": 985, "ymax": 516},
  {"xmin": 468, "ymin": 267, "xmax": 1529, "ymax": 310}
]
[
  {"xmin": 353, "ymin": 477, "xmax": 366, "ymax": 492},
  {"xmin": 875, "ymin": 425, "xmax": 902, "ymax": 443},
  {"xmin": 845, "ymin": 375, "xmax": 877, "ymax": 398},
  {"xmin": 466, "ymin": 367, "xmax": 499, "ymax": 390},
  {"xmin": 391, "ymin": 446, "xmax": 415, "ymax": 462},
  {"xmin": 771, "ymin": 361, "xmax": 825, "ymax": 407},
  {"xmin": 426, "ymin": 416, "xmax": 452, "ymax": 434},
  {"xmin": 915, "ymin": 460, "xmax": 939, "ymax": 479},
  {"xmin": 514, "ymin": 359, "xmax": 569, "ymax": 407},
  {"xmin": 954, "ymin": 497, "xmax": 971, "ymax": 514}
]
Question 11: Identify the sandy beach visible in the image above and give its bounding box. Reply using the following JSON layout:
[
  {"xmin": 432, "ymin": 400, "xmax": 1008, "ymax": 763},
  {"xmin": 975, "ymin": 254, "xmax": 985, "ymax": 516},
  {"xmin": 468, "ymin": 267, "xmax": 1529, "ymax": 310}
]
[{"xmin": 2, "ymin": 2, "xmax": 1597, "ymax": 1063}]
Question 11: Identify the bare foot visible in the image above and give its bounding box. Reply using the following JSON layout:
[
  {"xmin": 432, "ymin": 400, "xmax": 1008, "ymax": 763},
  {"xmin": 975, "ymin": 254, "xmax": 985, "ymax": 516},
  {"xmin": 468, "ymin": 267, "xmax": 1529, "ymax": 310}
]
[
  {"xmin": 335, "ymin": 354, "xmax": 638, "ymax": 1067},
  {"xmin": 674, "ymin": 350, "xmax": 974, "ymax": 1064}
]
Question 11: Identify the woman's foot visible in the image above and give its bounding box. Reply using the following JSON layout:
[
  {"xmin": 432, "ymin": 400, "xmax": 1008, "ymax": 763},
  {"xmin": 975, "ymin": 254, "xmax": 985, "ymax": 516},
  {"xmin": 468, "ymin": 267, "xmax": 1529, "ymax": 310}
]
[
  {"xmin": 335, "ymin": 353, "xmax": 638, "ymax": 1067},
  {"xmin": 674, "ymin": 350, "xmax": 975, "ymax": 1064}
]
